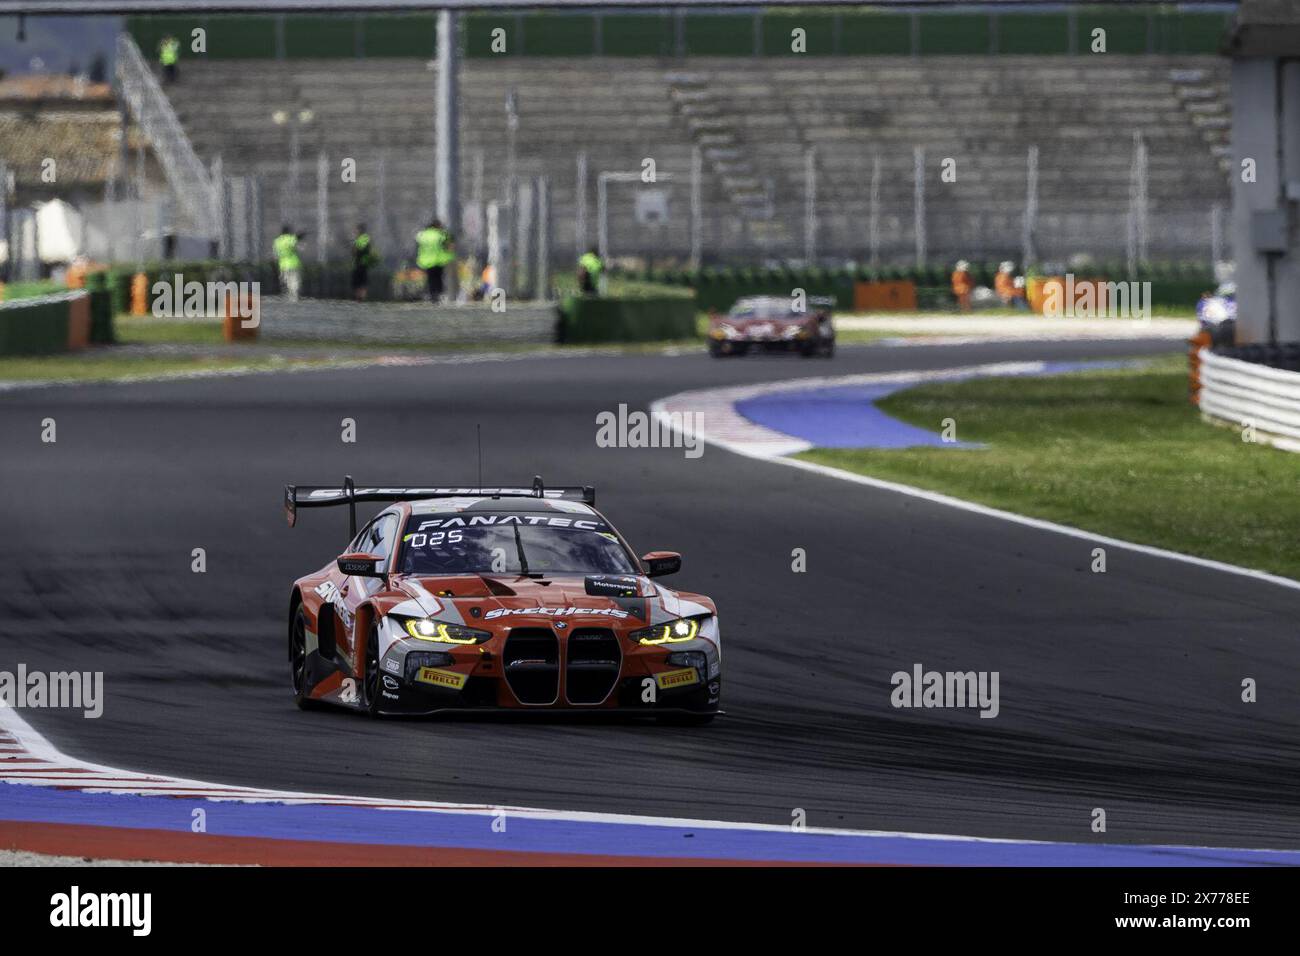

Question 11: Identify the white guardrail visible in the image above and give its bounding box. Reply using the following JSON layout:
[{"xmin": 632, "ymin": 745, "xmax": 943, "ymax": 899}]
[{"xmin": 1199, "ymin": 348, "xmax": 1300, "ymax": 453}]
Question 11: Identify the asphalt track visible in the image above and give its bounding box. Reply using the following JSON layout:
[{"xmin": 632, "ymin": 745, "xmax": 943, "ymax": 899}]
[{"xmin": 3, "ymin": 337, "xmax": 1299, "ymax": 851}]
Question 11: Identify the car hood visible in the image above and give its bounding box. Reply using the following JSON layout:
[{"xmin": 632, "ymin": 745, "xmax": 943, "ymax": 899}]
[{"xmin": 392, "ymin": 573, "xmax": 705, "ymax": 629}]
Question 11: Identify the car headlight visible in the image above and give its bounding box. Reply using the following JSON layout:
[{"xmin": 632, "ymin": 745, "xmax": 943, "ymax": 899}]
[
  {"xmin": 631, "ymin": 617, "xmax": 701, "ymax": 645},
  {"xmin": 401, "ymin": 618, "xmax": 490, "ymax": 644}
]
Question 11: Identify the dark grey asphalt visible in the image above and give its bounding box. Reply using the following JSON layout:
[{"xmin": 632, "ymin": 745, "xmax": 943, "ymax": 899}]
[{"xmin": 3, "ymin": 337, "xmax": 1299, "ymax": 849}]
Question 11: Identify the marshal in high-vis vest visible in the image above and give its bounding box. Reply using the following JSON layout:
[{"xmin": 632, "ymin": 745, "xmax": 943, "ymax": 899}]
[
  {"xmin": 274, "ymin": 226, "xmax": 305, "ymax": 302},
  {"xmin": 416, "ymin": 220, "xmax": 455, "ymax": 302}
]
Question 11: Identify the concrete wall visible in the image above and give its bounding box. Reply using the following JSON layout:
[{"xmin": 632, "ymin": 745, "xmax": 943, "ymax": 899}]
[{"xmin": 1231, "ymin": 58, "xmax": 1300, "ymax": 343}]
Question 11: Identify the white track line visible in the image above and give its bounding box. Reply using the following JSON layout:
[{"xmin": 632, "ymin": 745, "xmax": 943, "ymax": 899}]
[{"xmin": 651, "ymin": 363, "xmax": 1300, "ymax": 595}]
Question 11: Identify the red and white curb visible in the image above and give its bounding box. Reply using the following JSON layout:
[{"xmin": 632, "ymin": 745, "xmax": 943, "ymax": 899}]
[
  {"xmin": 652, "ymin": 361, "xmax": 1049, "ymax": 459},
  {"xmin": 0, "ymin": 705, "xmax": 1014, "ymax": 843}
]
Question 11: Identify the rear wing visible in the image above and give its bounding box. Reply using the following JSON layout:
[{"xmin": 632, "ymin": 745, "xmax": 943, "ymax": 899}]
[{"xmin": 285, "ymin": 475, "xmax": 595, "ymax": 538}]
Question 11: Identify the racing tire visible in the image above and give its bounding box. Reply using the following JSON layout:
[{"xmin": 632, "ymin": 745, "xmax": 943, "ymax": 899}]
[
  {"xmin": 708, "ymin": 343, "xmax": 726, "ymax": 359},
  {"xmin": 821, "ymin": 340, "xmax": 836, "ymax": 358},
  {"xmin": 290, "ymin": 605, "xmax": 320, "ymax": 710},
  {"xmin": 364, "ymin": 623, "xmax": 383, "ymax": 717}
]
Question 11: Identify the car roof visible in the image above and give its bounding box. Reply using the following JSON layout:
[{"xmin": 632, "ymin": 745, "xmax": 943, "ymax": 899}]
[{"xmin": 406, "ymin": 496, "xmax": 599, "ymax": 517}]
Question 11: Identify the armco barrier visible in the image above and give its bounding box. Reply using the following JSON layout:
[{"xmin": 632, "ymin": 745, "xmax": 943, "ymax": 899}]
[
  {"xmin": 0, "ymin": 290, "xmax": 110, "ymax": 356},
  {"xmin": 558, "ymin": 296, "xmax": 697, "ymax": 343},
  {"xmin": 1197, "ymin": 346, "xmax": 1300, "ymax": 452}
]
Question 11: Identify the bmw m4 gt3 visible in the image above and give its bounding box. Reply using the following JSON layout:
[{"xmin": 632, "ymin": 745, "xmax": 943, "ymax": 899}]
[{"xmin": 284, "ymin": 477, "xmax": 720, "ymax": 723}]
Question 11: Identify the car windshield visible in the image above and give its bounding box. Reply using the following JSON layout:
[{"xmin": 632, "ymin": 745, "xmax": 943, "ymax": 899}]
[
  {"xmin": 730, "ymin": 301, "xmax": 803, "ymax": 320},
  {"xmin": 397, "ymin": 513, "xmax": 637, "ymax": 576}
]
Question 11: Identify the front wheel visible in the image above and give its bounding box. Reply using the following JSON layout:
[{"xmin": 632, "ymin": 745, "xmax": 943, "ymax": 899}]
[
  {"xmin": 290, "ymin": 605, "xmax": 319, "ymax": 710},
  {"xmin": 364, "ymin": 623, "xmax": 383, "ymax": 717}
]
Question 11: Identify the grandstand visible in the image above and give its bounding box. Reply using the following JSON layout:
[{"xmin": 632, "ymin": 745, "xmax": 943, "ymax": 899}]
[
  {"xmin": 0, "ymin": 74, "xmax": 148, "ymax": 205},
  {"xmin": 122, "ymin": 7, "xmax": 1237, "ymax": 269}
]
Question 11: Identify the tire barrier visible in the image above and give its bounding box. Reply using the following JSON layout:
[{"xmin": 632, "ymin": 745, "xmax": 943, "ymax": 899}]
[{"xmin": 1197, "ymin": 343, "xmax": 1300, "ymax": 452}]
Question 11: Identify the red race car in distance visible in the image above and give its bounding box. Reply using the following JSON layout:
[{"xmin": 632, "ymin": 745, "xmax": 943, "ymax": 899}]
[{"xmin": 708, "ymin": 295, "xmax": 835, "ymax": 358}]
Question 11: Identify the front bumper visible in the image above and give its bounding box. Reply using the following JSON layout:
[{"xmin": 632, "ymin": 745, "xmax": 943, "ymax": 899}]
[{"xmin": 376, "ymin": 622, "xmax": 721, "ymax": 717}]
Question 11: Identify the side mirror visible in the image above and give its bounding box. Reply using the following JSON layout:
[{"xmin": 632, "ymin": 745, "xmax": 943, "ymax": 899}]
[
  {"xmin": 641, "ymin": 551, "xmax": 682, "ymax": 577},
  {"xmin": 336, "ymin": 552, "xmax": 386, "ymax": 578}
]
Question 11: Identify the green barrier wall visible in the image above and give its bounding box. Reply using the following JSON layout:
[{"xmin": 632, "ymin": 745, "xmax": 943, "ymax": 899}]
[
  {"xmin": 127, "ymin": 8, "xmax": 1232, "ymax": 60},
  {"xmin": 0, "ymin": 298, "xmax": 73, "ymax": 356},
  {"xmin": 602, "ymin": 13, "xmax": 675, "ymax": 57},
  {"xmin": 634, "ymin": 264, "xmax": 1214, "ymax": 312},
  {"xmin": 559, "ymin": 296, "xmax": 697, "ymax": 344},
  {"xmin": 85, "ymin": 277, "xmax": 116, "ymax": 344}
]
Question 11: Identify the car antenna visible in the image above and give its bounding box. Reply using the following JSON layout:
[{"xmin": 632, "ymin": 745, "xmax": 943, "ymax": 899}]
[{"xmin": 477, "ymin": 424, "xmax": 483, "ymax": 492}]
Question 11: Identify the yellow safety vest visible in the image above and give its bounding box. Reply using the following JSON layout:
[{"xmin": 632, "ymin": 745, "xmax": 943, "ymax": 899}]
[
  {"xmin": 273, "ymin": 233, "xmax": 300, "ymax": 272},
  {"xmin": 417, "ymin": 228, "xmax": 453, "ymax": 269}
]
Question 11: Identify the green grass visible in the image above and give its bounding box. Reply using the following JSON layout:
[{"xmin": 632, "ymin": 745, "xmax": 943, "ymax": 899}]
[
  {"xmin": 115, "ymin": 317, "xmax": 227, "ymax": 345},
  {"xmin": 0, "ymin": 279, "xmax": 63, "ymax": 302},
  {"xmin": 0, "ymin": 352, "xmax": 341, "ymax": 383},
  {"xmin": 835, "ymin": 328, "xmax": 946, "ymax": 344},
  {"xmin": 797, "ymin": 355, "xmax": 1300, "ymax": 580}
]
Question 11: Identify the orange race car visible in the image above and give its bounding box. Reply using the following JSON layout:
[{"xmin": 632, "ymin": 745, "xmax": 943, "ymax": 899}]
[{"xmin": 284, "ymin": 478, "xmax": 720, "ymax": 723}]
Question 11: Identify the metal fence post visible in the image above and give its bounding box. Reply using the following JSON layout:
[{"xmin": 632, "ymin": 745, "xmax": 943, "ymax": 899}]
[
  {"xmin": 251, "ymin": 174, "xmax": 264, "ymax": 263},
  {"xmin": 913, "ymin": 145, "xmax": 926, "ymax": 269},
  {"xmin": 690, "ymin": 145, "xmax": 702, "ymax": 268},
  {"xmin": 487, "ymin": 200, "xmax": 501, "ymax": 293},
  {"xmin": 535, "ymin": 176, "xmax": 550, "ymax": 300},
  {"xmin": 869, "ymin": 154, "xmax": 881, "ymax": 270},
  {"xmin": 316, "ymin": 151, "xmax": 328, "ymax": 264},
  {"xmin": 435, "ymin": 9, "xmax": 460, "ymax": 244},
  {"xmin": 804, "ymin": 147, "xmax": 817, "ymax": 264},
  {"xmin": 515, "ymin": 179, "xmax": 534, "ymax": 299},
  {"xmin": 575, "ymin": 151, "xmax": 588, "ymax": 257},
  {"xmin": 1022, "ymin": 144, "xmax": 1039, "ymax": 269},
  {"xmin": 210, "ymin": 155, "xmax": 223, "ymax": 259}
]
